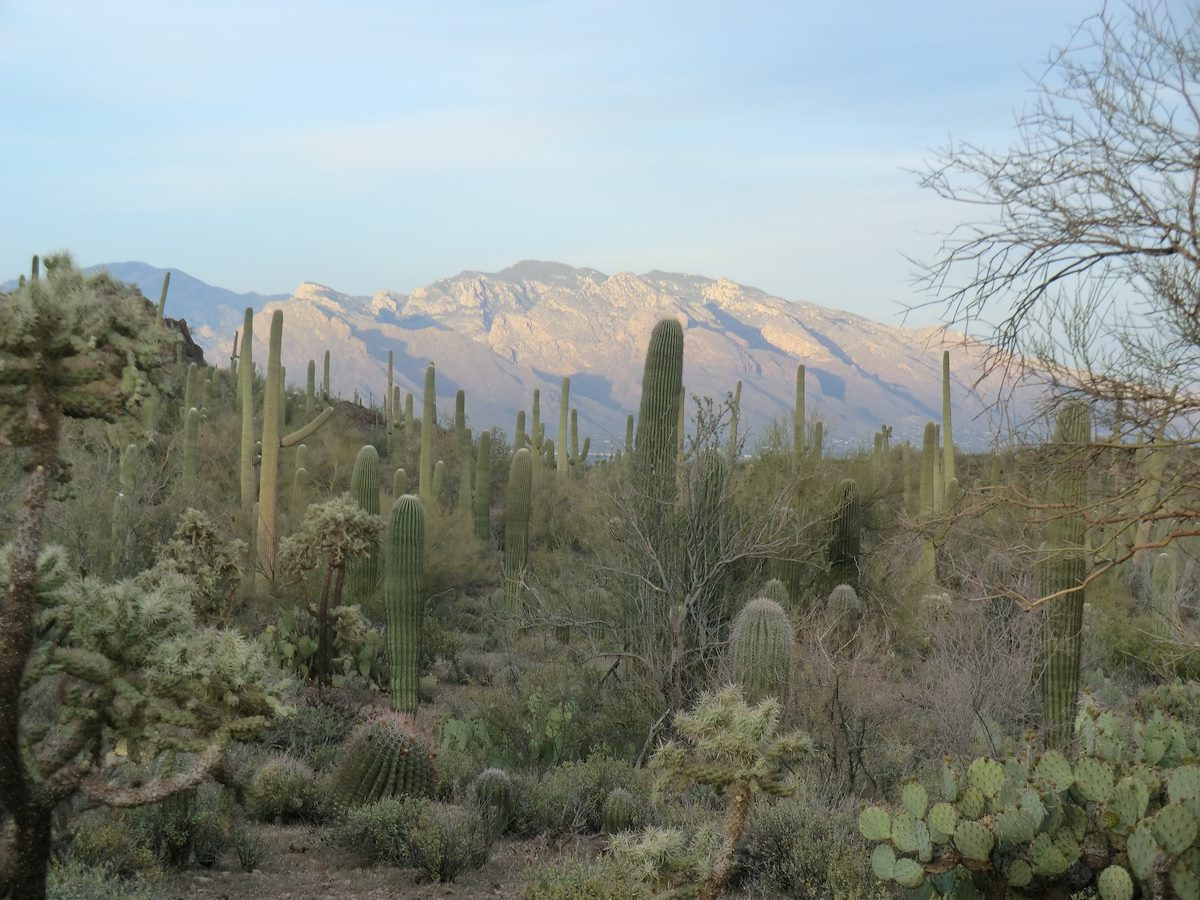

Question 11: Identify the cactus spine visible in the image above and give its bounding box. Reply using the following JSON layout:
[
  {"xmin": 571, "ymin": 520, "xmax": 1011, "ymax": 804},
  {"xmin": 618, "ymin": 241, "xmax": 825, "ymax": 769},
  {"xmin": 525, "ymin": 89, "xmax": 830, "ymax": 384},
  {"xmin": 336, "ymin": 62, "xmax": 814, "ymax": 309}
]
[
  {"xmin": 474, "ymin": 431, "xmax": 492, "ymax": 542},
  {"xmin": 504, "ymin": 449, "xmax": 533, "ymax": 614},
  {"xmin": 1041, "ymin": 401, "xmax": 1091, "ymax": 749},
  {"xmin": 419, "ymin": 363, "xmax": 436, "ymax": 505},
  {"xmin": 239, "ymin": 308, "xmax": 256, "ymax": 517},
  {"xmin": 348, "ymin": 446, "xmax": 381, "ymax": 606},
  {"xmin": 730, "ymin": 597, "xmax": 794, "ymax": 704},
  {"xmin": 384, "ymin": 495, "xmax": 425, "ymax": 712}
]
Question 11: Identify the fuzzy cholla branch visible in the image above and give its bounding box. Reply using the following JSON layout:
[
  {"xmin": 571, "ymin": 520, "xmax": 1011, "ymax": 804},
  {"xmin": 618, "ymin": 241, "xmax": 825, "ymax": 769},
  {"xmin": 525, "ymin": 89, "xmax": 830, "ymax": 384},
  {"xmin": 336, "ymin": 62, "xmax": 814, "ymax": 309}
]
[
  {"xmin": 615, "ymin": 686, "xmax": 812, "ymax": 900},
  {"xmin": 277, "ymin": 493, "xmax": 383, "ymax": 574}
]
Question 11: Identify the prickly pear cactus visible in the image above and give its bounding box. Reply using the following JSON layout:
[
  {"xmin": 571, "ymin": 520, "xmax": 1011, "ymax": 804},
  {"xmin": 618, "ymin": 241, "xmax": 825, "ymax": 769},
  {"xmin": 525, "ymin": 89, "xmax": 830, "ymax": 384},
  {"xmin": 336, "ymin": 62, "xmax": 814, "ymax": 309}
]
[
  {"xmin": 858, "ymin": 704, "xmax": 1200, "ymax": 898},
  {"xmin": 331, "ymin": 711, "xmax": 436, "ymax": 812}
]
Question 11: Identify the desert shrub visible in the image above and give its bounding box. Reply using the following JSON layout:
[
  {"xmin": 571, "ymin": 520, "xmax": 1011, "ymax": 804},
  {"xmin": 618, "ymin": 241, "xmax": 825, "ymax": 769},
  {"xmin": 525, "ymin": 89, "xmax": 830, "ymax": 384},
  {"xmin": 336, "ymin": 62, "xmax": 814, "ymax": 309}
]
[
  {"xmin": 434, "ymin": 745, "xmax": 485, "ymax": 802},
  {"xmin": 423, "ymin": 505, "xmax": 495, "ymax": 597},
  {"xmin": 246, "ymin": 755, "xmax": 327, "ymax": 823},
  {"xmin": 66, "ymin": 808, "xmax": 160, "ymax": 880},
  {"xmin": 46, "ymin": 858, "xmax": 159, "ymax": 900},
  {"xmin": 230, "ymin": 820, "xmax": 265, "ymax": 873},
  {"xmin": 262, "ymin": 692, "xmax": 356, "ymax": 771},
  {"xmin": 514, "ymin": 753, "xmax": 641, "ymax": 836},
  {"xmin": 403, "ymin": 802, "xmax": 493, "ymax": 882},
  {"xmin": 336, "ymin": 796, "xmax": 431, "ymax": 866},
  {"xmin": 523, "ymin": 856, "xmax": 651, "ymax": 899},
  {"xmin": 126, "ymin": 781, "xmax": 227, "ymax": 869},
  {"xmin": 733, "ymin": 786, "xmax": 888, "ymax": 899}
]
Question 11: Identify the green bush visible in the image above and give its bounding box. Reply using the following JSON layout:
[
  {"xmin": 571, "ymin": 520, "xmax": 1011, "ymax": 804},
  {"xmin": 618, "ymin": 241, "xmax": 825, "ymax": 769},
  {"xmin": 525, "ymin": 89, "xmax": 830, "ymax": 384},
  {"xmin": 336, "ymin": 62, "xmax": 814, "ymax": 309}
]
[
  {"xmin": 263, "ymin": 693, "xmax": 356, "ymax": 770},
  {"xmin": 515, "ymin": 754, "xmax": 642, "ymax": 836},
  {"xmin": 523, "ymin": 856, "xmax": 651, "ymax": 899},
  {"xmin": 46, "ymin": 858, "xmax": 159, "ymax": 900},
  {"xmin": 128, "ymin": 782, "xmax": 227, "ymax": 869},
  {"xmin": 66, "ymin": 809, "xmax": 160, "ymax": 880},
  {"xmin": 230, "ymin": 820, "xmax": 265, "ymax": 873},
  {"xmin": 733, "ymin": 788, "xmax": 886, "ymax": 899},
  {"xmin": 336, "ymin": 796, "xmax": 431, "ymax": 867},
  {"xmin": 247, "ymin": 755, "xmax": 327, "ymax": 823},
  {"xmin": 403, "ymin": 802, "xmax": 493, "ymax": 882}
]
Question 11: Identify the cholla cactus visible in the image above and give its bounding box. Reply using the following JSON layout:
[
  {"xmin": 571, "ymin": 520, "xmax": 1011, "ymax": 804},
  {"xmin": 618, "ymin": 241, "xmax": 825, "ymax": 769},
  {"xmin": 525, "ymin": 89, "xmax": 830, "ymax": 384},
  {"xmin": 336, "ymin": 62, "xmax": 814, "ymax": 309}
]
[
  {"xmin": 614, "ymin": 687, "xmax": 811, "ymax": 900},
  {"xmin": 148, "ymin": 508, "xmax": 246, "ymax": 624},
  {"xmin": 858, "ymin": 702, "xmax": 1200, "ymax": 899}
]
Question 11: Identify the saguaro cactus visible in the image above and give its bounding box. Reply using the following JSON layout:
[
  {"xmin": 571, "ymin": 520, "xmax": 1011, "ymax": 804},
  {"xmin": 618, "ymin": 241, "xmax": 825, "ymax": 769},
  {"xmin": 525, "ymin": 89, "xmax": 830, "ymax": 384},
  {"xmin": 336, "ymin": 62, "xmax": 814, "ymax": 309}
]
[
  {"xmin": 255, "ymin": 311, "xmax": 336, "ymax": 586},
  {"xmin": 348, "ymin": 445, "xmax": 381, "ymax": 606},
  {"xmin": 384, "ymin": 495, "xmax": 425, "ymax": 712},
  {"xmin": 504, "ymin": 449, "xmax": 533, "ymax": 614},
  {"xmin": 155, "ymin": 270, "xmax": 171, "ymax": 326},
  {"xmin": 942, "ymin": 350, "xmax": 956, "ymax": 489},
  {"xmin": 793, "ymin": 364, "xmax": 806, "ymax": 468},
  {"xmin": 633, "ymin": 319, "xmax": 684, "ymax": 506},
  {"xmin": 730, "ymin": 597, "xmax": 794, "ymax": 704},
  {"xmin": 419, "ymin": 363, "xmax": 436, "ymax": 505},
  {"xmin": 828, "ymin": 478, "xmax": 862, "ymax": 588},
  {"xmin": 306, "ymin": 360, "xmax": 316, "ymax": 418},
  {"xmin": 238, "ymin": 308, "xmax": 256, "ymax": 517},
  {"xmin": 322, "ymin": 349, "xmax": 331, "ymax": 401},
  {"xmin": 474, "ymin": 431, "xmax": 492, "ymax": 542},
  {"xmin": 1040, "ymin": 401, "xmax": 1091, "ymax": 749},
  {"xmin": 557, "ymin": 376, "xmax": 571, "ymax": 482},
  {"xmin": 455, "ymin": 389, "xmax": 472, "ymax": 511},
  {"xmin": 182, "ymin": 407, "xmax": 200, "ymax": 490},
  {"xmin": 726, "ymin": 379, "xmax": 742, "ymax": 469}
]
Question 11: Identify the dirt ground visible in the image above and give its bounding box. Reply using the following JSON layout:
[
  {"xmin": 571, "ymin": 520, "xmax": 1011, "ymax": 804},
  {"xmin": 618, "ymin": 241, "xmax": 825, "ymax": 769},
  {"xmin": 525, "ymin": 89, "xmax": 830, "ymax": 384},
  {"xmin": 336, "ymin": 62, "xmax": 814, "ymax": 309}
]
[{"xmin": 156, "ymin": 825, "xmax": 599, "ymax": 899}]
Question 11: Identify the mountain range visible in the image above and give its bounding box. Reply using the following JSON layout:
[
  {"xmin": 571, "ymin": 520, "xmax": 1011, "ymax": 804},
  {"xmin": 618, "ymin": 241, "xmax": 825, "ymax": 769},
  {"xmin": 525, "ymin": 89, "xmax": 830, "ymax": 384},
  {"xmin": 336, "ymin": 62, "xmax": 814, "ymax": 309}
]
[{"xmin": 5, "ymin": 260, "xmax": 1024, "ymax": 451}]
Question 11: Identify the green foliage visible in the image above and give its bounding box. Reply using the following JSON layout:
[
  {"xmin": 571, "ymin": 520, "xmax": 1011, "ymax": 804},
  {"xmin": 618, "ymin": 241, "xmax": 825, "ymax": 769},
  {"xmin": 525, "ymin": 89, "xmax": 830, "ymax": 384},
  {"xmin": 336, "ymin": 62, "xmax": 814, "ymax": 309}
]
[
  {"xmin": 45, "ymin": 858, "xmax": 159, "ymax": 900},
  {"xmin": 67, "ymin": 808, "xmax": 160, "ymax": 880},
  {"xmin": 514, "ymin": 753, "xmax": 642, "ymax": 836},
  {"xmin": 403, "ymin": 802, "xmax": 493, "ymax": 882},
  {"xmin": 259, "ymin": 603, "xmax": 386, "ymax": 688},
  {"xmin": 523, "ymin": 856, "xmax": 652, "ymax": 900},
  {"xmin": 146, "ymin": 507, "xmax": 245, "ymax": 624},
  {"xmin": 247, "ymin": 755, "xmax": 327, "ymax": 823},
  {"xmin": 336, "ymin": 795, "xmax": 431, "ymax": 866}
]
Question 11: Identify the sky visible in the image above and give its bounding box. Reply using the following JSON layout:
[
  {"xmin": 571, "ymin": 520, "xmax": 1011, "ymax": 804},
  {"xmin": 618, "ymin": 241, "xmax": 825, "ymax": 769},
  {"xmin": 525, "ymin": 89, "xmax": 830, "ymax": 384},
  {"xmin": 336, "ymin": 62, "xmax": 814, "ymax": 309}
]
[{"xmin": 0, "ymin": 0, "xmax": 1104, "ymax": 326}]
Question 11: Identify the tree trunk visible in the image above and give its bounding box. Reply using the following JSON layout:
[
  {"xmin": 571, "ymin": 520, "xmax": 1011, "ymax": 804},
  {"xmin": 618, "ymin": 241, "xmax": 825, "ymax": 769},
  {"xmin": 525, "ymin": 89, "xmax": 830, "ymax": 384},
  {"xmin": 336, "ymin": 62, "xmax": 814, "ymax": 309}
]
[
  {"xmin": 699, "ymin": 782, "xmax": 752, "ymax": 900},
  {"xmin": 5, "ymin": 805, "xmax": 52, "ymax": 899}
]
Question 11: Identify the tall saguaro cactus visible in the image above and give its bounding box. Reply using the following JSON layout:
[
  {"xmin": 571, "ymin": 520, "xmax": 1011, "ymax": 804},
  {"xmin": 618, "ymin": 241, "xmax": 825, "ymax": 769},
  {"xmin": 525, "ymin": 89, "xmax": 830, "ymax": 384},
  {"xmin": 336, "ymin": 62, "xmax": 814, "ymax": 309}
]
[
  {"xmin": 633, "ymin": 319, "xmax": 684, "ymax": 506},
  {"xmin": 182, "ymin": 407, "xmax": 200, "ymax": 490},
  {"xmin": 322, "ymin": 350, "xmax": 331, "ymax": 401},
  {"xmin": 557, "ymin": 376, "xmax": 570, "ymax": 482},
  {"xmin": 455, "ymin": 389, "xmax": 472, "ymax": 511},
  {"xmin": 255, "ymin": 311, "xmax": 336, "ymax": 586},
  {"xmin": 348, "ymin": 445, "xmax": 381, "ymax": 606},
  {"xmin": 1040, "ymin": 401, "xmax": 1091, "ymax": 749},
  {"xmin": 238, "ymin": 308, "xmax": 256, "ymax": 517},
  {"xmin": 419, "ymin": 363, "xmax": 436, "ymax": 506},
  {"xmin": 474, "ymin": 430, "xmax": 492, "ymax": 542},
  {"xmin": 384, "ymin": 495, "xmax": 424, "ymax": 712},
  {"xmin": 793, "ymin": 365, "xmax": 806, "ymax": 468},
  {"xmin": 504, "ymin": 449, "xmax": 533, "ymax": 614},
  {"xmin": 828, "ymin": 478, "xmax": 862, "ymax": 588},
  {"xmin": 941, "ymin": 350, "xmax": 956, "ymax": 489},
  {"xmin": 306, "ymin": 360, "xmax": 316, "ymax": 418}
]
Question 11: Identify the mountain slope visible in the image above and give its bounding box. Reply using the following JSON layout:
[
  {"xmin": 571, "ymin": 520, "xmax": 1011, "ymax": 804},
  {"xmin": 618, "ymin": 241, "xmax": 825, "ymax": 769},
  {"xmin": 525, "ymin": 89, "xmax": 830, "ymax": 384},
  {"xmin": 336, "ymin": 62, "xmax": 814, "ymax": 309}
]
[{"xmin": 203, "ymin": 261, "xmax": 1019, "ymax": 451}]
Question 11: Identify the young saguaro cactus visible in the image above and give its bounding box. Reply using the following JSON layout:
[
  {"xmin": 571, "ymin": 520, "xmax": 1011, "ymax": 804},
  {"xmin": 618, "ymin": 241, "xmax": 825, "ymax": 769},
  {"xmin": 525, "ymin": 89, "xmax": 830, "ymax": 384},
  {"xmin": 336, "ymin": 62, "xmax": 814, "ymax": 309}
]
[
  {"xmin": 306, "ymin": 359, "xmax": 316, "ymax": 418},
  {"xmin": 347, "ymin": 445, "xmax": 381, "ymax": 607},
  {"xmin": 384, "ymin": 495, "xmax": 425, "ymax": 712},
  {"xmin": 238, "ymin": 308, "xmax": 256, "ymax": 517},
  {"xmin": 557, "ymin": 376, "xmax": 570, "ymax": 482},
  {"xmin": 322, "ymin": 349, "xmax": 331, "ymax": 402},
  {"xmin": 504, "ymin": 449, "xmax": 533, "ymax": 614},
  {"xmin": 182, "ymin": 407, "xmax": 201, "ymax": 490},
  {"xmin": 455, "ymin": 390, "xmax": 473, "ymax": 511},
  {"xmin": 1041, "ymin": 401, "xmax": 1091, "ymax": 749},
  {"xmin": 793, "ymin": 364, "xmax": 806, "ymax": 468},
  {"xmin": 729, "ymin": 597, "xmax": 794, "ymax": 704}
]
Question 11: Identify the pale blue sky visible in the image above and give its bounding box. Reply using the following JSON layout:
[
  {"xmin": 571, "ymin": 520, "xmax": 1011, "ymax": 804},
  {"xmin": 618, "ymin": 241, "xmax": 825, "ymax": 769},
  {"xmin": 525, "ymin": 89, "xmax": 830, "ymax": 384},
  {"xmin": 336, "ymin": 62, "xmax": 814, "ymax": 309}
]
[{"xmin": 1, "ymin": 0, "xmax": 1102, "ymax": 324}]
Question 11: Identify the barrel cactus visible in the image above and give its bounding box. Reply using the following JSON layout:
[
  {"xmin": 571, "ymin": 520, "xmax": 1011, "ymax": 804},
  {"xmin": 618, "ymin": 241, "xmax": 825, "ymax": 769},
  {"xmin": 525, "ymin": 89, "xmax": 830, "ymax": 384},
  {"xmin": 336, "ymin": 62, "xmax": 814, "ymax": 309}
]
[
  {"xmin": 825, "ymin": 583, "xmax": 862, "ymax": 651},
  {"xmin": 331, "ymin": 711, "xmax": 436, "ymax": 811},
  {"xmin": 603, "ymin": 787, "xmax": 643, "ymax": 835},
  {"xmin": 473, "ymin": 767, "xmax": 513, "ymax": 825},
  {"xmin": 730, "ymin": 597, "xmax": 794, "ymax": 703}
]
